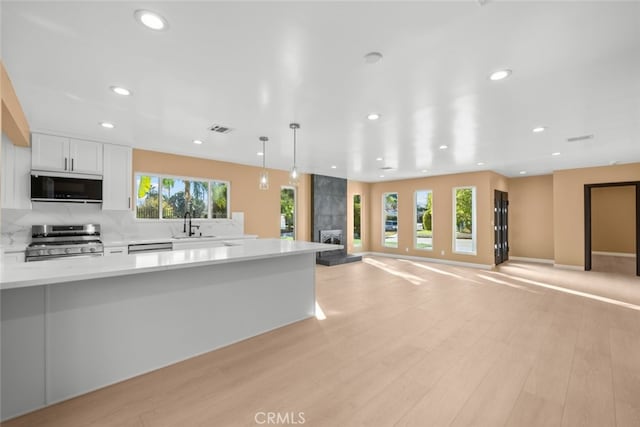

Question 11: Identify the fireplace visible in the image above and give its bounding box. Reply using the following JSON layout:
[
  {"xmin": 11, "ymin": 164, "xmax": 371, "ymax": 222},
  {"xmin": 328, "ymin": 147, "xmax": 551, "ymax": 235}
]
[
  {"xmin": 320, "ymin": 229, "xmax": 343, "ymax": 246},
  {"xmin": 312, "ymin": 175, "xmax": 362, "ymax": 266}
]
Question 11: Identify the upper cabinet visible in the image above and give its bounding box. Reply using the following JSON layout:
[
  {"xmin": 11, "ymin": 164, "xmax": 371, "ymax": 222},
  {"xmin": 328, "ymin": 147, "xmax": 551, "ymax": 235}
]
[
  {"xmin": 69, "ymin": 139, "xmax": 103, "ymax": 174},
  {"xmin": 31, "ymin": 133, "xmax": 103, "ymax": 175},
  {"xmin": 1, "ymin": 133, "xmax": 31, "ymax": 209},
  {"xmin": 102, "ymin": 144, "xmax": 132, "ymax": 211}
]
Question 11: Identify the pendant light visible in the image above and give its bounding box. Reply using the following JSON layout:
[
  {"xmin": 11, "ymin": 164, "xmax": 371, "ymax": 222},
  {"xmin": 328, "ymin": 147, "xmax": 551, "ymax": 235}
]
[
  {"xmin": 289, "ymin": 123, "xmax": 300, "ymax": 186},
  {"xmin": 258, "ymin": 136, "xmax": 269, "ymax": 190}
]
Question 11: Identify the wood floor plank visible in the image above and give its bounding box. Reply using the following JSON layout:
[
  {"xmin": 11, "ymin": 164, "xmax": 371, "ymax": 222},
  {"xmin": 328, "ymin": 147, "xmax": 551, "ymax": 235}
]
[
  {"xmin": 4, "ymin": 257, "xmax": 640, "ymax": 427},
  {"xmin": 505, "ymin": 391, "xmax": 564, "ymax": 427},
  {"xmin": 561, "ymin": 342, "xmax": 616, "ymax": 427}
]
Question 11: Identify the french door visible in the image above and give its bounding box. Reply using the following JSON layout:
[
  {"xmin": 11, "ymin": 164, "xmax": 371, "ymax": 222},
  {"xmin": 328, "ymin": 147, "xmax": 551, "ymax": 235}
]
[{"xmin": 494, "ymin": 190, "xmax": 509, "ymax": 265}]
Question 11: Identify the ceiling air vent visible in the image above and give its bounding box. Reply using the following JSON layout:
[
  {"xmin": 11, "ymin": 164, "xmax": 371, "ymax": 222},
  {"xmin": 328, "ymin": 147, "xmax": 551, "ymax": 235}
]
[
  {"xmin": 209, "ymin": 124, "xmax": 233, "ymax": 134},
  {"xmin": 380, "ymin": 166, "xmax": 394, "ymax": 170},
  {"xmin": 566, "ymin": 134, "xmax": 594, "ymax": 142}
]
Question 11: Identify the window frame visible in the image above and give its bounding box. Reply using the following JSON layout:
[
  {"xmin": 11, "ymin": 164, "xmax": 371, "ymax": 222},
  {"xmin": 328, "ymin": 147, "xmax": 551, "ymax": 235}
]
[
  {"xmin": 210, "ymin": 179, "xmax": 231, "ymax": 219},
  {"xmin": 414, "ymin": 189, "xmax": 433, "ymax": 251},
  {"xmin": 452, "ymin": 186, "xmax": 477, "ymax": 255},
  {"xmin": 353, "ymin": 194, "xmax": 362, "ymax": 248},
  {"xmin": 382, "ymin": 192, "xmax": 399, "ymax": 249},
  {"xmin": 134, "ymin": 172, "xmax": 230, "ymax": 221},
  {"xmin": 280, "ymin": 185, "xmax": 297, "ymax": 240}
]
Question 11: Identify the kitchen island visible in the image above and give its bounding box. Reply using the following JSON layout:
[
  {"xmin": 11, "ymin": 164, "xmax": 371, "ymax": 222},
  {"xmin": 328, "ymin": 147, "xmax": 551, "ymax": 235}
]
[{"xmin": 0, "ymin": 239, "xmax": 338, "ymax": 421}]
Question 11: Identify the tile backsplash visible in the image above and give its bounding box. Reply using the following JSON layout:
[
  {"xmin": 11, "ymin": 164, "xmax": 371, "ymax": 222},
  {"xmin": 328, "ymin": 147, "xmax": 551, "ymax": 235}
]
[{"xmin": 1, "ymin": 203, "xmax": 245, "ymax": 248}]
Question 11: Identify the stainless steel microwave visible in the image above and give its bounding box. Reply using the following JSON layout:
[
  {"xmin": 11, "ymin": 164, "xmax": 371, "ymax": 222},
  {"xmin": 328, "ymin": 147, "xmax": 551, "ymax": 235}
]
[{"xmin": 31, "ymin": 172, "xmax": 102, "ymax": 203}]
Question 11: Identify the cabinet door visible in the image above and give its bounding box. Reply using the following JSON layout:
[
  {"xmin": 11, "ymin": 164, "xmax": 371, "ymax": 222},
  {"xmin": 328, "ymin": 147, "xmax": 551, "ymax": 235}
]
[
  {"xmin": 31, "ymin": 133, "xmax": 69, "ymax": 172},
  {"xmin": 102, "ymin": 144, "xmax": 132, "ymax": 210},
  {"xmin": 1, "ymin": 134, "xmax": 32, "ymax": 209},
  {"xmin": 69, "ymin": 139, "xmax": 103, "ymax": 175}
]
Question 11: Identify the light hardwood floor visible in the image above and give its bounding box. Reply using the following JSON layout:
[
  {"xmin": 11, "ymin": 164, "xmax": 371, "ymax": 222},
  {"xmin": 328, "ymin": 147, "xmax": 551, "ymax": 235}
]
[{"xmin": 3, "ymin": 256, "xmax": 640, "ymax": 427}]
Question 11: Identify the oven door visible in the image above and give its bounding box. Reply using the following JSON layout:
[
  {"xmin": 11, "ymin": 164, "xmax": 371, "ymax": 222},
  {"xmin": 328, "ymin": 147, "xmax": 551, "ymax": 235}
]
[{"xmin": 31, "ymin": 172, "xmax": 103, "ymax": 203}]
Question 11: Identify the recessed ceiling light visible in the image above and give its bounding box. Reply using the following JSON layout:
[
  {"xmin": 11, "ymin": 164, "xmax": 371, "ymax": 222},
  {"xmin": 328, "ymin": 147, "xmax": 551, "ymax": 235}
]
[
  {"xmin": 256, "ymin": 151, "xmax": 264, "ymax": 156},
  {"xmin": 193, "ymin": 139, "xmax": 203, "ymax": 145},
  {"xmin": 532, "ymin": 126, "xmax": 546, "ymax": 133},
  {"xmin": 367, "ymin": 113, "xmax": 380, "ymax": 121},
  {"xmin": 364, "ymin": 52, "xmax": 383, "ymax": 64},
  {"xmin": 421, "ymin": 169, "xmax": 428, "ymax": 173},
  {"xmin": 110, "ymin": 86, "xmax": 131, "ymax": 96},
  {"xmin": 331, "ymin": 165, "xmax": 337, "ymax": 169},
  {"xmin": 134, "ymin": 10, "xmax": 168, "ymax": 31},
  {"xmin": 379, "ymin": 175, "xmax": 385, "ymax": 178},
  {"xmin": 477, "ymin": 162, "xmax": 485, "ymax": 166},
  {"xmin": 519, "ymin": 171, "xmax": 527, "ymax": 175},
  {"xmin": 552, "ymin": 152, "xmax": 561, "ymax": 156},
  {"xmin": 439, "ymin": 145, "xmax": 448, "ymax": 150},
  {"xmin": 489, "ymin": 69, "xmax": 512, "ymax": 81},
  {"xmin": 376, "ymin": 157, "xmax": 383, "ymax": 161},
  {"xmin": 99, "ymin": 122, "xmax": 114, "ymax": 129}
]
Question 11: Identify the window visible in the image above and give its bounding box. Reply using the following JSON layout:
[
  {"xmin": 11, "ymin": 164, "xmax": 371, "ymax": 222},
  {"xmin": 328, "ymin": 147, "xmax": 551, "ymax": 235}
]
[
  {"xmin": 280, "ymin": 186, "xmax": 296, "ymax": 240},
  {"xmin": 415, "ymin": 190, "xmax": 433, "ymax": 250},
  {"xmin": 135, "ymin": 174, "xmax": 229, "ymax": 220},
  {"xmin": 161, "ymin": 178, "xmax": 209, "ymax": 219},
  {"xmin": 383, "ymin": 192, "xmax": 398, "ymax": 248},
  {"xmin": 211, "ymin": 181, "xmax": 229, "ymax": 219},
  {"xmin": 453, "ymin": 187, "xmax": 476, "ymax": 254},
  {"xmin": 353, "ymin": 194, "xmax": 362, "ymax": 248},
  {"xmin": 136, "ymin": 175, "xmax": 160, "ymax": 219}
]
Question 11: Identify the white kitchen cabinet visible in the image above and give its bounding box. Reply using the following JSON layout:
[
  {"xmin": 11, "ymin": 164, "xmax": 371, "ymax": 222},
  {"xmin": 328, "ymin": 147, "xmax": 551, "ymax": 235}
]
[
  {"xmin": 2, "ymin": 250, "xmax": 26, "ymax": 263},
  {"xmin": 31, "ymin": 133, "xmax": 68, "ymax": 172},
  {"xmin": 69, "ymin": 138, "xmax": 103, "ymax": 174},
  {"xmin": 102, "ymin": 144, "xmax": 132, "ymax": 211},
  {"xmin": 1, "ymin": 133, "xmax": 32, "ymax": 209},
  {"xmin": 31, "ymin": 133, "xmax": 103, "ymax": 175}
]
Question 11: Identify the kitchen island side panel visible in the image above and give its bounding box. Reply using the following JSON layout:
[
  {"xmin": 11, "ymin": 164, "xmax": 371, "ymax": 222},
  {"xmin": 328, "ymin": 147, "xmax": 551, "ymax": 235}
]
[
  {"xmin": 1, "ymin": 252, "xmax": 315, "ymax": 420},
  {"xmin": 1, "ymin": 286, "xmax": 46, "ymax": 420}
]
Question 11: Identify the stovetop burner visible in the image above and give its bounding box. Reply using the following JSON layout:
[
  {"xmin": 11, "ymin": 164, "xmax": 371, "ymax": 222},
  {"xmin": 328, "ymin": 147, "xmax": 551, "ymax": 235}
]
[{"xmin": 26, "ymin": 224, "xmax": 104, "ymax": 262}]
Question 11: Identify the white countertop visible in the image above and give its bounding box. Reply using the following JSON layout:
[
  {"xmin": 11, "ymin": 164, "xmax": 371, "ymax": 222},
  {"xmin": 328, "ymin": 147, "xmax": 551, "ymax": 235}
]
[
  {"xmin": 1, "ymin": 239, "xmax": 340, "ymax": 290},
  {"xmin": 1, "ymin": 234, "xmax": 258, "ymax": 252},
  {"xmin": 104, "ymin": 234, "xmax": 258, "ymax": 246}
]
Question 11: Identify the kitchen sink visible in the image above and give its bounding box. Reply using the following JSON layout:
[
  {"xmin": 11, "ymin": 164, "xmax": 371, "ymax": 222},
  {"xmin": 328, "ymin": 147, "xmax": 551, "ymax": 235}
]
[{"xmin": 172, "ymin": 235, "xmax": 216, "ymax": 239}]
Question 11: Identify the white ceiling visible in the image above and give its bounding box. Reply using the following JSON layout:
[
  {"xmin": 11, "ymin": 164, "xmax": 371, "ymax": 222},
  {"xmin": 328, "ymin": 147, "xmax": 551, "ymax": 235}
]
[{"xmin": 2, "ymin": 1, "xmax": 639, "ymax": 182}]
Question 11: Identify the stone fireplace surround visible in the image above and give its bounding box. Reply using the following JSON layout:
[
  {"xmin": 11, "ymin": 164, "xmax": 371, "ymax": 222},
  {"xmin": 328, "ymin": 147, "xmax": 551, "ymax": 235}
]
[{"xmin": 312, "ymin": 175, "xmax": 362, "ymax": 266}]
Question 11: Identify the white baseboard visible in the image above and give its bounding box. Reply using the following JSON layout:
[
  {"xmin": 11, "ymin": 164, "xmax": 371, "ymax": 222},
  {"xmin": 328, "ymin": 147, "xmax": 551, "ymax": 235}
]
[
  {"xmin": 361, "ymin": 251, "xmax": 494, "ymax": 270},
  {"xmin": 553, "ymin": 264, "xmax": 584, "ymax": 271},
  {"xmin": 592, "ymin": 251, "xmax": 636, "ymax": 258},
  {"xmin": 509, "ymin": 256, "xmax": 554, "ymax": 265}
]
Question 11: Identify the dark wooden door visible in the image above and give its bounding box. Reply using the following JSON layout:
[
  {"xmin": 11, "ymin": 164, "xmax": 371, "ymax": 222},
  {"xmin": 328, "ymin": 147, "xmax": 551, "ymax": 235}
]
[{"xmin": 494, "ymin": 190, "xmax": 509, "ymax": 265}]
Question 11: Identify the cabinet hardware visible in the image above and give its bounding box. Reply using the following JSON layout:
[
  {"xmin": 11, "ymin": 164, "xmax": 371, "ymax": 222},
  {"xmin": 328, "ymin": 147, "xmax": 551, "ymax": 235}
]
[
  {"xmin": 71, "ymin": 158, "xmax": 74, "ymax": 171},
  {"xmin": 64, "ymin": 158, "xmax": 68, "ymax": 171}
]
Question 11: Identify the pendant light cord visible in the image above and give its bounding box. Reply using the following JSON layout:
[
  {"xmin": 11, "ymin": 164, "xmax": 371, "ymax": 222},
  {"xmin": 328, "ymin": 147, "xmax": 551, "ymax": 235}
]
[{"xmin": 293, "ymin": 127, "xmax": 297, "ymax": 168}]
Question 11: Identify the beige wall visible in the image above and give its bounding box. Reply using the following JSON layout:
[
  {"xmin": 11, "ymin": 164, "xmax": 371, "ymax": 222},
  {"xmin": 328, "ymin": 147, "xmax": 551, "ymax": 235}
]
[
  {"xmin": 368, "ymin": 171, "xmax": 497, "ymax": 266},
  {"xmin": 553, "ymin": 163, "xmax": 640, "ymax": 267},
  {"xmin": 592, "ymin": 186, "xmax": 636, "ymax": 254},
  {"xmin": 133, "ymin": 149, "xmax": 311, "ymax": 241},
  {"xmin": 507, "ymin": 175, "xmax": 555, "ymax": 260},
  {"xmin": 1, "ymin": 62, "xmax": 30, "ymax": 147},
  {"xmin": 127, "ymin": 150, "xmax": 640, "ymax": 268},
  {"xmin": 347, "ymin": 180, "xmax": 371, "ymax": 253}
]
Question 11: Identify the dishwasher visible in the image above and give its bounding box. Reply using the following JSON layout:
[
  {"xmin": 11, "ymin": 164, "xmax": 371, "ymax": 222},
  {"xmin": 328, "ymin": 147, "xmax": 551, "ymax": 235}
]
[{"xmin": 127, "ymin": 242, "xmax": 173, "ymax": 254}]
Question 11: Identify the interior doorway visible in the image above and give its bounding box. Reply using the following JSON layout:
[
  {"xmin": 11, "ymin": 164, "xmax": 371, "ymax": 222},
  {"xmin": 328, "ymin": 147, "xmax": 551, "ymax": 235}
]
[
  {"xmin": 584, "ymin": 181, "xmax": 640, "ymax": 276},
  {"xmin": 494, "ymin": 190, "xmax": 509, "ymax": 265}
]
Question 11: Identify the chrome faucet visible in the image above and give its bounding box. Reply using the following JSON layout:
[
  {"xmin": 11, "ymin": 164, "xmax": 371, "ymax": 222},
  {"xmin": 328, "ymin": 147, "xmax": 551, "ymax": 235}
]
[{"xmin": 183, "ymin": 212, "xmax": 200, "ymax": 237}]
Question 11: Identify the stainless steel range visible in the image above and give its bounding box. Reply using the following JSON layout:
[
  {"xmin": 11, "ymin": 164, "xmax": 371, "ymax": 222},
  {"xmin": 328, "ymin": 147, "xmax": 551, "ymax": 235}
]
[{"xmin": 25, "ymin": 224, "xmax": 104, "ymax": 262}]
